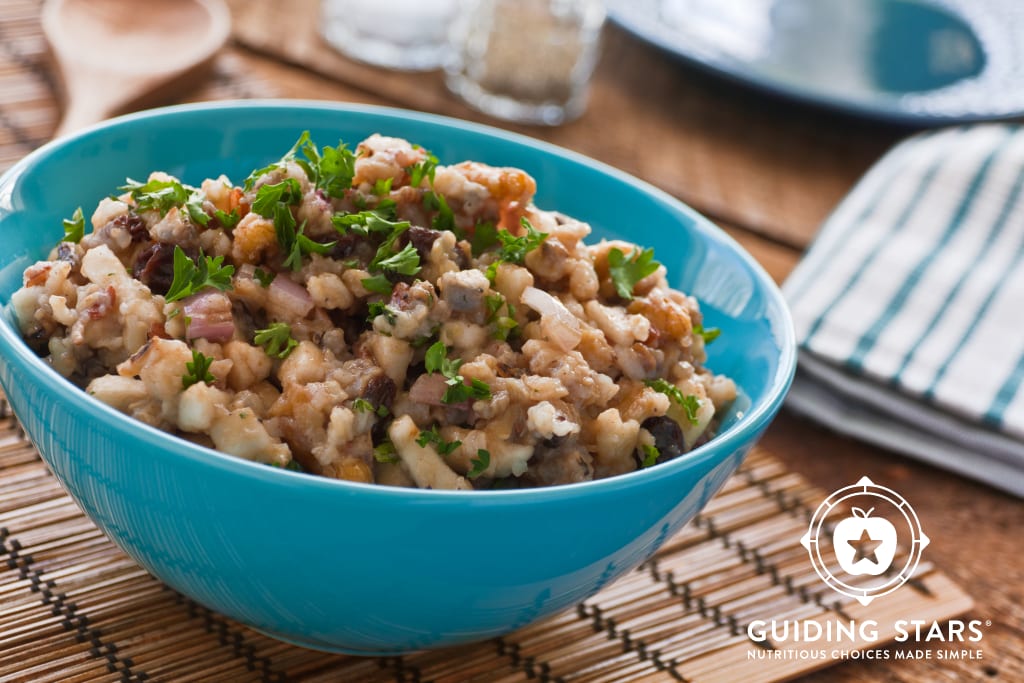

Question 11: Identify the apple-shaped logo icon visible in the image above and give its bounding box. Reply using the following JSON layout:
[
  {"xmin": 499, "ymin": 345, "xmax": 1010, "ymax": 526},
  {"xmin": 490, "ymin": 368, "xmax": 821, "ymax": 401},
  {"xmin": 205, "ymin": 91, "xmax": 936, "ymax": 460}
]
[{"xmin": 832, "ymin": 507, "xmax": 897, "ymax": 576}]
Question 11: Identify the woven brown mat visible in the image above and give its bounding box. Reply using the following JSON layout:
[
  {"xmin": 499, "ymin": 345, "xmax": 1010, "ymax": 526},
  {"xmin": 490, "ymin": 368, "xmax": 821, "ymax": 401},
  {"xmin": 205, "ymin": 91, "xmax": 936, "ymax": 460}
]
[{"xmin": 0, "ymin": 390, "xmax": 972, "ymax": 683}]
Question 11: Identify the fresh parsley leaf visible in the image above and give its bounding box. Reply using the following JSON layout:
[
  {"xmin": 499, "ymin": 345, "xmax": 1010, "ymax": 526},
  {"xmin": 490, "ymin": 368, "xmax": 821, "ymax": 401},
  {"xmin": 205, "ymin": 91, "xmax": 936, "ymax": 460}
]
[
  {"xmin": 375, "ymin": 242, "xmax": 420, "ymax": 276},
  {"xmin": 367, "ymin": 301, "xmax": 397, "ymax": 325},
  {"xmin": 254, "ymin": 177, "xmax": 334, "ymax": 272},
  {"xmin": 332, "ymin": 209, "xmax": 403, "ymax": 237},
  {"xmin": 253, "ymin": 268, "xmax": 275, "ymax": 288},
  {"xmin": 252, "ymin": 178, "xmax": 303, "ymax": 217},
  {"xmin": 416, "ymin": 425, "xmax": 462, "ymax": 456},
  {"xmin": 492, "ymin": 316, "xmax": 518, "ymax": 342},
  {"xmin": 423, "ymin": 191, "xmax": 455, "ymax": 233},
  {"xmin": 640, "ymin": 444, "xmax": 660, "ymax": 468},
  {"xmin": 424, "ymin": 342, "xmax": 491, "ymax": 403},
  {"xmin": 406, "ymin": 149, "xmax": 439, "ymax": 187},
  {"xmin": 680, "ymin": 395, "xmax": 702, "ymax": 426},
  {"xmin": 120, "ymin": 177, "xmax": 190, "ymax": 216},
  {"xmin": 607, "ymin": 247, "xmax": 660, "ymax": 300},
  {"xmin": 484, "ymin": 293, "xmax": 518, "ymax": 341},
  {"xmin": 361, "ymin": 275, "xmax": 393, "ymax": 295},
  {"xmin": 425, "ymin": 340, "xmax": 448, "ymax": 374},
  {"xmin": 62, "ymin": 207, "xmax": 85, "ymax": 243},
  {"xmin": 373, "ymin": 440, "xmax": 400, "ymax": 464},
  {"xmin": 214, "ymin": 208, "xmax": 241, "ymax": 230},
  {"xmin": 182, "ymin": 349, "xmax": 216, "ymax": 389},
  {"xmin": 164, "ymin": 246, "xmax": 235, "ymax": 303},
  {"xmin": 470, "ymin": 221, "xmax": 499, "ymax": 257},
  {"xmin": 185, "ymin": 190, "xmax": 210, "ymax": 226},
  {"xmin": 373, "ymin": 177, "xmax": 393, "ymax": 196},
  {"xmin": 467, "ymin": 449, "xmax": 490, "ymax": 479},
  {"xmin": 254, "ymin": 322, "xmax": 298, "ymax": 359},
  {"xmin": 693, "ymin": 323, "xmax": 721, "ymax": 344},
  {"xmin": 484, "ymin": 294, "xmax": 505, "ymax": 322},
  {"xmin": 442, "ymin": 378, "xmax": 491, "ymax": 404},
  {"xmin": 496, "ymin": 217, "xmax": 548, "ymax": 264},
  {"xmin": 645, "ymin": 379, "xmax": 702, "ymax": 426},
  {"xmin": 244, "ymin": 130, "xmax": 311, "ymax": 190},
  {"xmin": 645, "ymin": 378, "xmax": 685, "ymax": 405},
  {"xmin": 298, "ymin": 137, "xmax": 356, "ymax": 198},
  {"xmin": 352, "ymin": 397, "xmax": 387, "ymax": 416}
]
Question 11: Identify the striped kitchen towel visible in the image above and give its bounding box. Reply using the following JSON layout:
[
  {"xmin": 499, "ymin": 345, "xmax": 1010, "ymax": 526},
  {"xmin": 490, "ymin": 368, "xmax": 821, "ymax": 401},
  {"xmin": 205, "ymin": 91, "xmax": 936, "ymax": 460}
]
[{"xmin": 784, "ymin": 124, "xmax": 1024, "ymax": 498}]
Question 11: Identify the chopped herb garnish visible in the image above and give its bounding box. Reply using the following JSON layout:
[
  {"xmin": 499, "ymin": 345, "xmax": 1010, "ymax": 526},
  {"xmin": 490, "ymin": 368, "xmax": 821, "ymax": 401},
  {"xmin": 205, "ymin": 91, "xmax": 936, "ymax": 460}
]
[
  {"xmin": 607, "ymin": 246, "xmax": 660, "ymax": 300},
  {"xmin": 423, "ymin": 191, "xmax": 455, "ymax": 233},
  {"xmin": 119, "ymin": 177, "xmax": 190, "ymax": 216},
  {"xmin": 496, "ymin": 217, "xmax": 548, "ymax": 264},
  {"xmin": 353, "ymin": 397, "xmax": 389, "ymax": 417},
  {"xmin": 424, "ymin": 341, "xmax": 491, "ymax": 404},
  {"xmin": 416, "ymin": 425, "xmax": 462, "ymax": 456},
  {"xmin": 295, "ymin": 136, "xmax": 357, "ymax": 198},
  {"xmin": 252, "ymin": 178, "xmax": 303, "ymax": 216},
  {"xmin": 243, "ymin": 130, "xmax": 311, "ymax": 190},
  {"xmin": 62, "ymin": 207, "xmax": 85, "ymax": 243},
  {"xmin": 254, "ymin": 322, "xmax": 298, "ymax": 359},
  {"xmin": 214, "ymin": 208, "xmax": 241, "ymax": 230},
  {"xmin": 373, "ymin": 440, "xmax": 400, "ymax": 464},
  {"xmin": 182, "ymin": 349, "xmax": 216, "ymax": 389},
  {"xmin": 645, "ymin": 378, "xmax": 702, "ymax": 426},
  {"xmin": 373, "ymin": 177, "xmax": 393, "ymax": 196},
  {"xmin": 693, "ymin": 323, "xmax": 721, "ymax": 344},
  {"xmin": 185, "ymin": 189, "xmax": 210, "ymax": 226},
  {"xmin": 164, "ymin": 246, "xmax": 235, "ymax": 303},
  {"xmin": 285, "ymin": 459, "xmax": 304, "ymax": 472},
  {"xmin": 361, "ymin": 274, "xmax": 393, "ymax": 295},
  {"xmin": 332, "ymin": 209, "xmax": 403, "ymax": 237},
  {"xmin": 640, "ymin": 444, "xmax": 660, "ymax": 468},
  {"xmin": 485, "ymin": 293, "xmax": 518, "ymax": 341},
  {"xmin": 485, "ymin": 294, "xmax": 505, "ymax": 321},
  {"xmin": 254, "ymin": 180, "xmax": 335, "ymax": 271},
  {"xmin": 467, "ymin": 449, "xmax": 490, "ymax": 479},
  {"xmin": 367, "ymin": 301, "xmax": 397, "ymax": 325},
  {"xmin": 374, "ymin": 242, "xmax": 420, "ymax": 276},
  {"xmin": 406, "ymin": 148, "xmax": 439, "ymax": 187},
  {"xmin": 253, "ymin": 267, "xmax": 275, "ymax": 288},
  {"xmin": 680, "ymin": 395, "xmax": 702, "ymax": 426},
  {"xmin": 470, "ymin": 221, "xmax": 499, "ymax": 257}
]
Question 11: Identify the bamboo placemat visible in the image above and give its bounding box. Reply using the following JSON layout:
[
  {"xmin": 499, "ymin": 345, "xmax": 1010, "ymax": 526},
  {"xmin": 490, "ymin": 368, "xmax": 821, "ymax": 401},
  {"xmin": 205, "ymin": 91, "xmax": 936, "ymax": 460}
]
[{"xmin": 0, "ymin": 388, "xmax": 972, "ymax": 683}]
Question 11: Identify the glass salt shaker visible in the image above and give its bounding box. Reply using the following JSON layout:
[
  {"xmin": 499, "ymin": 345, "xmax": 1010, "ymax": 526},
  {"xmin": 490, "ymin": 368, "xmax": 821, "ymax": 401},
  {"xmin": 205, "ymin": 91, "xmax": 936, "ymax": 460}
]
[{"xmin": 445, "ymin": 0, "xmax": 607, "ymax": 125}]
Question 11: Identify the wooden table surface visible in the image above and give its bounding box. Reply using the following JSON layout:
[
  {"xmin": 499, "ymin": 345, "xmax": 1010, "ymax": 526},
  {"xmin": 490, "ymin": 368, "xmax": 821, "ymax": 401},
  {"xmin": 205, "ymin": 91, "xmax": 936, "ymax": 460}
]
[{"xmin": 4, "ymin": 0, "xmax": 1023, "ymax": 679}]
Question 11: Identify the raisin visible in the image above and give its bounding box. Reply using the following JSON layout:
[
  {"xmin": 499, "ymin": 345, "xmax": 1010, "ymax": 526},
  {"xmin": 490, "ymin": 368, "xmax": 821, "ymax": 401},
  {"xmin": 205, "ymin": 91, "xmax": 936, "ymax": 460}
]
[
  {"xmin": 406, "ymin": 225, "xmax": 441, "ymax": 258},
  {"xmin": 640, "ymin": 415, "xmax": 686, "ymax": 464},
  {"xmin": 113, "ymin": 213, "xmax": 149, "ymax": 243},
  {"xmin": 133, "ymin": 242, "xmax": 182, "ymax": 295},
  {"xmin": 363, "ymin": 374, "xmax": 396, "ymax": 412}
]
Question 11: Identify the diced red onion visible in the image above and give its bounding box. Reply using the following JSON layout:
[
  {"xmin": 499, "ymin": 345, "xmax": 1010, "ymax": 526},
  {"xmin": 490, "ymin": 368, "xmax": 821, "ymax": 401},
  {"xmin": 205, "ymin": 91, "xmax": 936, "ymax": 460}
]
[
  {"xmin": 269, "ymin": 274, "xmax": 314, "ymax": 317},
  {"xmin": 183, "ymin": 291, "xmax": 235, "ymax": 342},
  {"xmin": 520, "ymin": 286, "xmax": 582, "ymax": 351}
]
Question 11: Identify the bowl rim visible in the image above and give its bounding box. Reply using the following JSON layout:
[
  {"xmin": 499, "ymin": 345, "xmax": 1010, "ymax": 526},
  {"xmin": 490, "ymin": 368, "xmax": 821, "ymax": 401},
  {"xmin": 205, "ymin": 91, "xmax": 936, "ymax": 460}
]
[{"xmin": 0, "ymin": 99, "xmax": 797, "ymax": 501}]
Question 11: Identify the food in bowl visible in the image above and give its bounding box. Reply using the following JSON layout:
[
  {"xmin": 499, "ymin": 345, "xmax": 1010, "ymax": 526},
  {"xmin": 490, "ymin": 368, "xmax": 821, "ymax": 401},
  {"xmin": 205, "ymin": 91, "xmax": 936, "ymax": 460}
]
[{"xmin": 11, "ymin": 132, "xmax": 735, "ymax": 489}]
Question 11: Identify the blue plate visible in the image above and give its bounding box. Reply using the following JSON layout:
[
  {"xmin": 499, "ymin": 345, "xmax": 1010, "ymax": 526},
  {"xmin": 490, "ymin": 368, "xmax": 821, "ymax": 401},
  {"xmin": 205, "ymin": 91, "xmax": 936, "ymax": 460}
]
[
  {"xmin": 0, "ymin": 101, "xmax": 795, "ymax": 653},
  {"xmin": 609, "ymin": 0, "xmax": 1024, "ymax": 124}
]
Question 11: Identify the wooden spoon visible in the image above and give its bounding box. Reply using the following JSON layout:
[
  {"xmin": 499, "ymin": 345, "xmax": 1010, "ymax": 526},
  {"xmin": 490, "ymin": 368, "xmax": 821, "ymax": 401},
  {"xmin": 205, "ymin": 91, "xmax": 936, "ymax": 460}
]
[{"xmin": 42, "ymin": 0, "xmax": 231, "ymax": 137}]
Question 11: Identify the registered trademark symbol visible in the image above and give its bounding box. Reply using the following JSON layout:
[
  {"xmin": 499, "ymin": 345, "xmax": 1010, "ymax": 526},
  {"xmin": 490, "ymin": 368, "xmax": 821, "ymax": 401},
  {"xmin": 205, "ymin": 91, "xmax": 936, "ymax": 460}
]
[{"xmin": 986, "ymin": 620, "xmax": 992, "ymax": 627}]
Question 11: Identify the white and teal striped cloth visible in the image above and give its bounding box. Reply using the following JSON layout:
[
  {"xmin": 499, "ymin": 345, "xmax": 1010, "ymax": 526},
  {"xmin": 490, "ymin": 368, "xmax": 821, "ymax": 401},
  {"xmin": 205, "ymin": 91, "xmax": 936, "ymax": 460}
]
[{"xmin": 784, "ymin": 125, "xmax": 1024, "ymax": 498}]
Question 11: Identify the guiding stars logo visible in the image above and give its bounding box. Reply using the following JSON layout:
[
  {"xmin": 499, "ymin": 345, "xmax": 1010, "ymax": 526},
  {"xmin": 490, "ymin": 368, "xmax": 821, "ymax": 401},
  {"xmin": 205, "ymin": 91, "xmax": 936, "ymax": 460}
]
[{"xmin": 801, "ymin": 476, "xmax": 929, "ymax": 605}]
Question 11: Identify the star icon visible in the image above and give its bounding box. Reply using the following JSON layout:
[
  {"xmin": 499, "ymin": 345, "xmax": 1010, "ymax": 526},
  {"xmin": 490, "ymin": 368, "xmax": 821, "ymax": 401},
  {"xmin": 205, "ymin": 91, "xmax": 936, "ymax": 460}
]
[{"xmin": 848, "ymin": 529, "xmax": 883, "ymax": 564}]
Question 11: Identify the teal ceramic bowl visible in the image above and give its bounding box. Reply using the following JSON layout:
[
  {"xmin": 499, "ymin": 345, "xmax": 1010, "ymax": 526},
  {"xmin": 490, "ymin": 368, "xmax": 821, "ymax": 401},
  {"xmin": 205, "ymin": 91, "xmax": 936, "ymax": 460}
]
[{"xmin": 0, "ymin": 102, "xmax": 795, "ymax": 653}]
